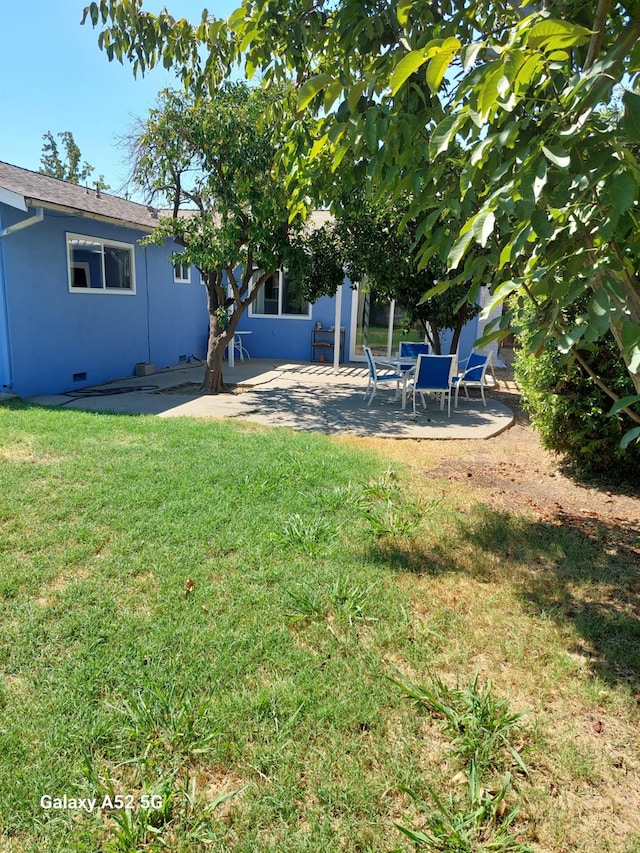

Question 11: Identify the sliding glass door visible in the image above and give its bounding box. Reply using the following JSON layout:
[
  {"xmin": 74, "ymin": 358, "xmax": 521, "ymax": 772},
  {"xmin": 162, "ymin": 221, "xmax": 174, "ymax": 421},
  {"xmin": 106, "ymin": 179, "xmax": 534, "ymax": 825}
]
[{"xmin": 351, "ymin": 289, "xmax": 420, "ymax": 360}]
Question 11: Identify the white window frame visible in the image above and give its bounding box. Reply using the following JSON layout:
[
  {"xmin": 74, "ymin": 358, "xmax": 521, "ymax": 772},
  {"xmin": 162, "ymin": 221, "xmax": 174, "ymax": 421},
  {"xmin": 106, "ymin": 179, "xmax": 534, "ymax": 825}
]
[
  {"xmin": 248, "ymin": 269, "xmax": 311, "ymax": 319},
  {"xmin": 67, "ymin": 232, "xmax": 136, "ymax": 294},
  {"xmin": 173, "ymin": 258, "xmax": 191, "ymax": 284}
]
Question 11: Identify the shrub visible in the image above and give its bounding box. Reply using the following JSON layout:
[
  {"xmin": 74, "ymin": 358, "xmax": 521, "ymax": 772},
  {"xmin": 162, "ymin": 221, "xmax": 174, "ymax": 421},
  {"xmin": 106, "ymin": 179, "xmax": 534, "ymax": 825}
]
[{"xmin": 513, "ymin": 306, "xmax": 640, "ymax": 482}]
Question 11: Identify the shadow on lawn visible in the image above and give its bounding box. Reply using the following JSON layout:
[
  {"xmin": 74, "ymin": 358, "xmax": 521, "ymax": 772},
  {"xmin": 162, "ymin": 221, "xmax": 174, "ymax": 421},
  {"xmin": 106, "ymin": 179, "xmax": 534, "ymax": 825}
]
[
  {"xmin": 374, "ymin": 506, "xmax": 640, "ymax": 691},
  {"xmin": 465, "ymin": 507, "xmax": 640, "ymax": 688}
]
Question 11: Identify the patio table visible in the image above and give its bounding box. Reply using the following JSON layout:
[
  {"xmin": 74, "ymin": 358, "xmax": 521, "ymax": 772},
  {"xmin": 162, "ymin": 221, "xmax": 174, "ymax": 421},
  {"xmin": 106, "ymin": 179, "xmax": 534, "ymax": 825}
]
[{"xmin": 373, "ymin": 356, "xmax": 417, "ymax": 409}]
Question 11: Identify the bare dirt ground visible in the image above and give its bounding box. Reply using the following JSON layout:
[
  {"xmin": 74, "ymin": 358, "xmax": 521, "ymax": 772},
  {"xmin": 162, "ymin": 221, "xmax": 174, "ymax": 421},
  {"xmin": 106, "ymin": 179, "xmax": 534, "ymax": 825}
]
[{"xmin": 340, "ymin": 362, "xmax": 640, "ymax": 530}]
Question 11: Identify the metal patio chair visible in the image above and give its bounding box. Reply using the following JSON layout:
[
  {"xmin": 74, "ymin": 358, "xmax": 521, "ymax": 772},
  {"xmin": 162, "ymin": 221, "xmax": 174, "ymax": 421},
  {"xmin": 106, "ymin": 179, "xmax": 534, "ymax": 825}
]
[
  {"xmin": 453, "ymin": 352, "xmax": 493, "ymax": 408},
  {"xmin": 363, "ymin": 345, "xmax": 403, "ymax": 406},
  {"xmin": 407, "ymin": 353, "xmax": 457, "ymax": 417}
]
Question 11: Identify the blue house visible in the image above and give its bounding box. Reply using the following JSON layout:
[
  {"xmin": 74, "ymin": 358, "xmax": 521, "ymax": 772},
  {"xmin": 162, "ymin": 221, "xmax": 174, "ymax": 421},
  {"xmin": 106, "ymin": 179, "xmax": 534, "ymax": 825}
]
[
  {"xmin": 0, "ymin": 162, "xmax": 208, "ymax": 398},
  {"xmin": 0, "ymin": 161, "xmax": 500, "ymax": 398}
]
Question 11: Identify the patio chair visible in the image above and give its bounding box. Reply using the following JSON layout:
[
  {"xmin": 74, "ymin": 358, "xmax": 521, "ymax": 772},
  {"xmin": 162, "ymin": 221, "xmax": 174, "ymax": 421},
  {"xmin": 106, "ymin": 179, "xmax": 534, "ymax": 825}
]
[
  {"xmin": 453, "ymin": 352, "xmax": 493, "ymax": 408},
  {"xmin": 398, "ymin": 341, "xmax": 430, "ymax": 373},
  {"xmin": 398, "ymin": 341, "xmax": 431, "ymax": 358},
  {"xmin": 407, "ymin": 354, "xmax": 457, "ymax": 416},
  {"xmin": 233, "ymin": 334, "xmax": 251, "ymax": 362},
  {"xmin": 363, "ymin": 345, "xmax": 403, "ymax": 406}
]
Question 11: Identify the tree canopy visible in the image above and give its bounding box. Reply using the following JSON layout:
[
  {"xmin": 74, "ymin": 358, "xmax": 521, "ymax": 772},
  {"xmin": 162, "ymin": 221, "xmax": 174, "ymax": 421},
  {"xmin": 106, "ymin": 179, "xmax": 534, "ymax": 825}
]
[
  {"xmin": 131, "ymin": 82, "xmax": 322, "ymax": 393},
  {"xmin": 296, "ymin": 194, "xmax": 481, "ymax": 354},
  {"xmin": 83, "ymin": 0, "xmax": 640, "ymax": 436}
]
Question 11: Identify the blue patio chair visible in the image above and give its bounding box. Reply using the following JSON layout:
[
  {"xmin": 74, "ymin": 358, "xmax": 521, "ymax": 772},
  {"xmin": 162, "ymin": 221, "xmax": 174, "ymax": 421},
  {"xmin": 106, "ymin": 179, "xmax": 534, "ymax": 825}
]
[
  {"xmin": 363, "ymin": 345, "xmax": 403, "ymax": 406},
  {"xmin": 407, "ymin": 354, "xmax": 457, "ymax": 416},
  {"xmin": 398, "ymin": 341, "xmax": 430, "ymax": 359},
  {"xmin": 453, "ymin": 352, "xmax": 492, "ymax": 408}
]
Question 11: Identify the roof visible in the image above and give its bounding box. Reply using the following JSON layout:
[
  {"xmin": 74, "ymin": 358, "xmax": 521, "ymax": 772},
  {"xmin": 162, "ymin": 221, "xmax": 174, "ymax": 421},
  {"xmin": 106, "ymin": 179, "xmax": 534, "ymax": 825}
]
[{"xmin": 0, "ymin": 161, "xmax": 160, "ymax": 231}]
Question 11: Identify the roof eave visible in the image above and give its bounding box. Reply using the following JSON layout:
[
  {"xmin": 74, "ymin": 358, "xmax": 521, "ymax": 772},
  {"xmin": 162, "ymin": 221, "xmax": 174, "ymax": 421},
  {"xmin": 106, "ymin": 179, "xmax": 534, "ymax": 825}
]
[
  {"xmin": 0, "ymin": 187, "xmax": 28, "ymax": 212},
  {"xmin": 24, "ymin": 198, "xmax": 157, "ymax": 234}
]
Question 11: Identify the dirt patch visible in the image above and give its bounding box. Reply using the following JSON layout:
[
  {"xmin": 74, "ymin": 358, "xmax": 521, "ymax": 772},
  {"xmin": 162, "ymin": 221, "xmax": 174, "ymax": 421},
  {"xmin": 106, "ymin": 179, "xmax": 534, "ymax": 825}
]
[
  {"xmin": 35, "ymin": 568, "xmax": 90, "ymax": 608},
  {"xmin": 336, "ymin": 365, "xmax": 640, "ymax": 529},
  {"xmin": 0, "ymin": 443, "xmax": 61, "ymax": 465}
]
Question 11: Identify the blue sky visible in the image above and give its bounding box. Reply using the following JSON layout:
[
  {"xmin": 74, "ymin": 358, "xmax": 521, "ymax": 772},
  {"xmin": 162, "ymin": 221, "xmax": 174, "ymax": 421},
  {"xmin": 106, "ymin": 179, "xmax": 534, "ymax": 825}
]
[{"xmin": 0, "ymin": 1, "xmax": 237, "ymax": 199}]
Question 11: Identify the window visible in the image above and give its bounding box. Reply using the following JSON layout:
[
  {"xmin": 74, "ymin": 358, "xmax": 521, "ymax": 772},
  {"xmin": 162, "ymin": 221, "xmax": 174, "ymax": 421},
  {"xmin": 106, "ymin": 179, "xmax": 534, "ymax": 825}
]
[
  {"xmin": 173, "ymin": 258, "xmax": 191, "ymax": 283},
  {"xmin": 67, "ymin": 233, "xmax": 135, "ymax": 293},
  {"xmin": 250, "ymin": 270, "xmax": 310, "ymax": 317}
]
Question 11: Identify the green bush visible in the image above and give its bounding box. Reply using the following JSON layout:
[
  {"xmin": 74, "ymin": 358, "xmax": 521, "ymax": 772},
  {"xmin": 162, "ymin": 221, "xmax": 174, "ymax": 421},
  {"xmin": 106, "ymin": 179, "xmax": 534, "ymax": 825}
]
[{"xmin": 513, "ymin": 309, "xmax": 640, "ymax": 482}]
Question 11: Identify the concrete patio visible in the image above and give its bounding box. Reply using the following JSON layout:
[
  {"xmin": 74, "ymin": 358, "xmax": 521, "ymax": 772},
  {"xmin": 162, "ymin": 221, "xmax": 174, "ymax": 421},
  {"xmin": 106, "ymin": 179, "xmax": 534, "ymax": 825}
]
[{"xmin": 29, "ymin": 359, "xmax": 515, "ymax": 440}]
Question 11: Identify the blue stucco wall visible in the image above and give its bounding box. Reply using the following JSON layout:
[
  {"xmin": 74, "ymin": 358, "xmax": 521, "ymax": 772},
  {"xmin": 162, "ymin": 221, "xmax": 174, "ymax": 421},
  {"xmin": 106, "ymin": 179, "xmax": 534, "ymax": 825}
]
[
  {"xmin": 0, "ymin": 204, "xmax": 207, "ymax": 397},
  {"xmin": 237, "ymin": 288, "xmax": 354, "ymax": 363},
  {"xmin": 0, "ymin": 200, "xmax": 484, "ymax": 398}
]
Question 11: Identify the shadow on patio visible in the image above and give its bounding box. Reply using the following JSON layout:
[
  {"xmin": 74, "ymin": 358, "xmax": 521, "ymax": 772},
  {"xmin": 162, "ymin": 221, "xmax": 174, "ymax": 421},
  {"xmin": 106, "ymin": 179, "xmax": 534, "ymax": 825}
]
[{"xmin": 31, "ymin": 359, "xmax": 515, "ymax": 440}]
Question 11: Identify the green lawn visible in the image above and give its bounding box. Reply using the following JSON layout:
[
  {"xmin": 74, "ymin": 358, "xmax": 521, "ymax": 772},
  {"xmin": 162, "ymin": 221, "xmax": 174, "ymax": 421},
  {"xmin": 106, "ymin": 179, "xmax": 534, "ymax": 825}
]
[{"xmin": 1, "ymin": 401, "xmax": 639, "ymax": 852}]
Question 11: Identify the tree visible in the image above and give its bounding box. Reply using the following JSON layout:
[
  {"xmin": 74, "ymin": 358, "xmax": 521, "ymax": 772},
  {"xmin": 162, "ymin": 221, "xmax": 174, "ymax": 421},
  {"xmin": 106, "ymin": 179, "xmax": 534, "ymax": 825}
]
[
  {"xmin": 295, "ymin": 194, "xmax": 480, "ymax": 353},
  {"xmin": 40, "ymin": 130, "xmax": 110, "ymax": 190},
  {"xmin": 335, "ymin": 195, "xmax": 481, "ymax": 355},
  {"xmin": 129, "ymin": 83, "xmax": 317, "ymax": 393},
  {"xmin": 83, "ymin": 1, "xmax": 640, "ymax": 437}
]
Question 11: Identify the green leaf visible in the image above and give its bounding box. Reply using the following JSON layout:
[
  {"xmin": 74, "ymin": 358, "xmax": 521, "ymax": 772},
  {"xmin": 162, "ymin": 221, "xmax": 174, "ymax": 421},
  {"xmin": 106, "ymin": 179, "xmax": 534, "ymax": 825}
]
[
  {"xmin": 557, "ymin": 326, "xmax": 586, "ymax": 352},
  {"xmin": 629, "ymin": 39, "xmax": 640, "ymax": 73},
  {"xmin": 609, "ymin": 395, "xmax": 640, "ymax": 416},
  {"xmin": 389, "ymin": 49, "xmax": 430, "ymax": 95},
  {"xmin": 621, "ymin": 320, "xmax": 640, "ymax": 349},
  {"xmin": 542, "ymin": 145, "xmax": 571, "ymax": 169},
  {"xmin": 419, "ymin": 279, "xmax": 453, "ymax": 303},
  {"xmin": 591, "ymin": 289, "xmax": 611, "ymax": 318},
  {"xmin": 347, "ymin": 81, "xmax": 366, "ymax": 114},
  {"xmin": 332, "ymin": 143, "xmax": 351, "ymax": 171},
  {"xmin": 471, "ymin": 209, "xmax": 495, "ymax": 247},
  {"xmin": 429, "ymin": 113, "xmax": 461, "ymax": 158},
  {"xmin": 621, "ymin": 426, "xmax": 640, "ymax": 448},
  {"xmin": 396, "ymin": 0, "xmax": 413, "ymax": 27},
  {"xmin": 622, "ymin": 90, "xmax": 640, "ymax": 141},
  {"xmin": 324, "ymin": 79, "xmax": 342, "ymax": 112},
  {"xmin": 308, "ymin": 133, "xmax": 329, "ymax": 160},
  {"xmin": 461, "ymin": 41, "xmax": 484, "ymax": 70},
  {"xmin": 448, "ymin": 227, "xmax": 474, "ymax": 270},
  {"xmin": 531, "ymin": 209, "xmax": 554, "ymax": 239},
  {"xmin": 498, "ymin": 242, "xmax": 512, "ymax": 270},
  {"xmin": 514, "ymin": 53, "xmax": 543, "ymax": 90},
  {"xmin": 297, "ymin": 74, "xmax": 333, "ymax": 111},
  {"xmin": 426, "ymin": 38, "xmax": 461, "ymax": 93},
  {"xmin": 477, "ymin": 66, "xmax": 503, "ymax": 120},
  {"xmin": 527, "ymin": 19, "xmax": 592, "ymax": 51},
  {"xmin": 608, "ymin": 171, "xmax": 636, "ymax": 216}
]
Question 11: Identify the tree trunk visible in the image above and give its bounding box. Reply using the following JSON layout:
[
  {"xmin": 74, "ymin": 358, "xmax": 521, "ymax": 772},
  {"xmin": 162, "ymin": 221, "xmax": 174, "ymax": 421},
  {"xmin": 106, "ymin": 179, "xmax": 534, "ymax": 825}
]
[
  {"xmin": 200, "ymin": 272, "xmax": 235, "ymax": 395},
  {"xmin": 429, "ymin": 322, "xmax": 442, "ymax": 354},
  {"xmin": 201, "ymin": 325, "xmax": 230, "ymax": 394},
  {"xmin": 198, "ymin": 266, "xmax": 264, "ymax": 394},
  {"xmin": 449, "ymin": 313, "xmax": 465, "ymax": 356}
]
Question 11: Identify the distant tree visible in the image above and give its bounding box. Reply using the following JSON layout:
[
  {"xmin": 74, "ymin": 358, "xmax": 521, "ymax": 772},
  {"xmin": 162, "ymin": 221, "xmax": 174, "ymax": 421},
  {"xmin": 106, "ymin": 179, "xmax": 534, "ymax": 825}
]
[{"xmin": 39, "ymin": 131, "xmax": 110, "ymax": 190}]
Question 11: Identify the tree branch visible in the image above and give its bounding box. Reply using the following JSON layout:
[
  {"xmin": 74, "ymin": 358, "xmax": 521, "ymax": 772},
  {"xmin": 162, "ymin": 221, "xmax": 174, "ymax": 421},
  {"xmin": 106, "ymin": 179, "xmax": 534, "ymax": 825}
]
[
  {"xmin": 573, "ymin": 348, "xmax": 640, "ymax": 424},
  {"xmin": 583, "ymin": 0, "xmax": 612, "ymax": 71}
]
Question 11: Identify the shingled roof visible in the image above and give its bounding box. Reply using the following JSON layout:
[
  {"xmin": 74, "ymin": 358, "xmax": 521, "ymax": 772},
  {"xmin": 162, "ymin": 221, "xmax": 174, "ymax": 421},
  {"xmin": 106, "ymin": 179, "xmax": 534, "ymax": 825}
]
[{"xmin": 0, "ymin": 161, "xmax": 160, "ymax": 231}]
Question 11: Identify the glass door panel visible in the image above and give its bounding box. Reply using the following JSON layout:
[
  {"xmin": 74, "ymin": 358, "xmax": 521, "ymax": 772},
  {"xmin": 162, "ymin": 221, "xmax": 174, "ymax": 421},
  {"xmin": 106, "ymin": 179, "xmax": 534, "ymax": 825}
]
[{"xmin": 353, "ymin": 290, "xmax": 394, "ymax": 358}]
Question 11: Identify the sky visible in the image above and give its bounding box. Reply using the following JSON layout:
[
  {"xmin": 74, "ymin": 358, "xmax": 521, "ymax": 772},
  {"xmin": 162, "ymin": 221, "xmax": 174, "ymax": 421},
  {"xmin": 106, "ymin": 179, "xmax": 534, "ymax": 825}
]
[{"xmin": 0, "ymin": 0, "xmax": 238, "ymax": 200}]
